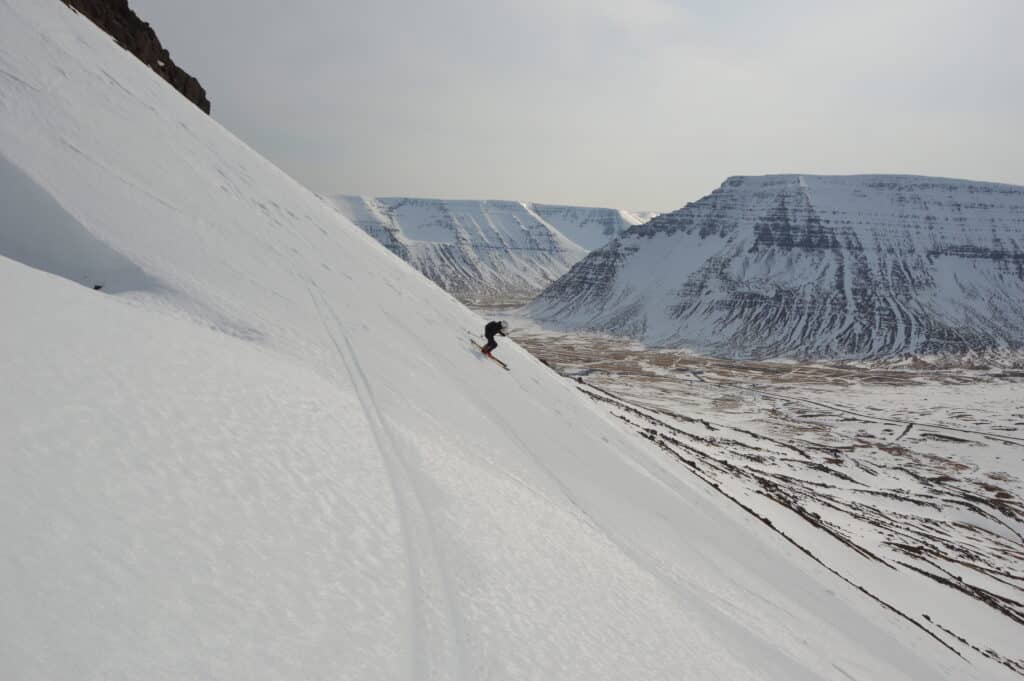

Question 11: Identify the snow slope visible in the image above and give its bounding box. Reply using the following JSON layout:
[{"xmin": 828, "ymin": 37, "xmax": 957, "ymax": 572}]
[
  {"xmin": 529, "ymin": 174, "xmax": 1024, "ymax": 359},
  {"xmin": 331, "ymin": 195, "xmax": 652, "ymax": 302},
  {"xmin": 0, "ymin": 2, "xmax": 1017, "ymax": 679}
]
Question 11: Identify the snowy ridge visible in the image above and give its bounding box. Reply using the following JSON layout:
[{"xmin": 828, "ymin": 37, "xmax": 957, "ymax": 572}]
[
  {"xmin": 331, "ymin": 195, "xmax": 653, "ymax": 302},
  {"xmin": 529, "ymin": 202, "xmax": 656, "ymax": 250},
  {"xmin": 0, "ymin": 2, "xmax": 1018, "ymax": 679},
  {"xmin": 529, "ymin": 174, "xmax": 1024, "ymax": 359}
]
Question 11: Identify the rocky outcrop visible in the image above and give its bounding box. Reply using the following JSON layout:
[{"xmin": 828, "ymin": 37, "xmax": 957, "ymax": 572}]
[
  {"xmin": 331, "ymin": 195, "xmax": 654, "ymax": 304},
  {"xmin": 529, "ymin": 174, "xmax": 1024, "ymax": 359},
  {"xmin": 61, "ymin": 0, "xmax": 210, "ymax": 113}
]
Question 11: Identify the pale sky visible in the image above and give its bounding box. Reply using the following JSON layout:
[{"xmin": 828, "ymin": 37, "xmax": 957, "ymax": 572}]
[{"xmin": 132, "ymin": 0, "xmax": 1023, "ymax": 212}]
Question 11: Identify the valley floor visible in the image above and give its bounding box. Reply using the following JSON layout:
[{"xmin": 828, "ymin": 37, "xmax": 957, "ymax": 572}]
[{"xmin": 488, "ymin": 310, "xmax": 1024, "ymax": 676}]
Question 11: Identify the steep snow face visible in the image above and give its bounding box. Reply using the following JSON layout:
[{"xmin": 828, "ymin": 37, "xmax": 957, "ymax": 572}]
[
  {"xmin": 0, "ymin": 2, "xmax": 1017, "ymax": 680},
  {"xmin": 529, "ymin": 174, "xmax": 1024, "ymax": 359},
  {"xmin": 331, "ymin": 195, "xmax": 652, "ymax": 302}
]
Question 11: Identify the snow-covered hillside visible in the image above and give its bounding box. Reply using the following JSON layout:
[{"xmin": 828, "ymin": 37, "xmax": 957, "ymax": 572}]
[
  {"xmin": 529, "ymin": 174, "xmax": 1024, "ymax": 359},
  {"xmin": 0, "ymin": 2, "xmax": 1018, "ymax": 679},
  {"xmin": 331, "ymin": 195, "xmax": 652, "ymax": 302}
]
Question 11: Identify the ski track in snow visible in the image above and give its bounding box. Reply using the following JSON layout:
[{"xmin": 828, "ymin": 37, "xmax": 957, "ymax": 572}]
[{"xmin": 308, "ymin": 283, "xmax": 468, "ymax": 681}]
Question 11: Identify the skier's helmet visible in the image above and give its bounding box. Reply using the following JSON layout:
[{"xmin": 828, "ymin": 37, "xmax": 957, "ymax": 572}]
[{"xmin": 499, "ymin": 320, "xmax": 509, "ymax": 333}]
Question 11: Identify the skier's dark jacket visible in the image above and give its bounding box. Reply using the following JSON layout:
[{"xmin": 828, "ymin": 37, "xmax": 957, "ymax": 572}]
[{"xmin": 484, "ymin": 321, "xmax": 506, "ymax": 340}]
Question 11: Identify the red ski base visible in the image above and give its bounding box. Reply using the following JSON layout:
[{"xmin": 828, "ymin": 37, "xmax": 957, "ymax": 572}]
[{"xmin": 472, "ymin": 341, "xmax": 510, "ymax": 370}]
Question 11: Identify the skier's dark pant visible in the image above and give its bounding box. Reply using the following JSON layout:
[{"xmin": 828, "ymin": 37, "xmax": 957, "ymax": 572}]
[{"xmin": 482, "ymin": 336, "xmax": 498, "ymax": 354}]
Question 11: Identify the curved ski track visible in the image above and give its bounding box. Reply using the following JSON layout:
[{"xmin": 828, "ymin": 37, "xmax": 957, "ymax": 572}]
[{"xmin": 308, "ymin": 284, "xmax": 468, "ymax": 681}]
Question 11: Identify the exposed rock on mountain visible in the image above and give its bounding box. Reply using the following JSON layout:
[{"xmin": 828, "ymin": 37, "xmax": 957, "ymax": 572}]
[
  {"xmin": 331, "ymin": 196, "xmax": 653, "ymax": 303},
  {"xmin": 61, "ymin": 0, "xmax": 210, "ymax": 113},
  {"xmin": 529, "ymin": 175, "xmax": 1024, "ymax": 359}
]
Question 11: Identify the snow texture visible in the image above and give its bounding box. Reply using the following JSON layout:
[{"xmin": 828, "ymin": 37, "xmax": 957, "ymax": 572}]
[
  {"xmin": 529, "ymin": 174, "xmax": 1024, "ymax": 359},
  {"xmin": 0, "ymin": 2, "xmax": 1017, "ymax": 679},
  {"xmin": 332, "ymin": 195, "xmax": 653, "ymax": 302}
]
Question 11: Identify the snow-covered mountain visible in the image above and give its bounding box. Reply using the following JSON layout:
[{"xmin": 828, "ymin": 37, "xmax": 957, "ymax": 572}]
[
  {"xmin": 529, "ymin": 203, "xmax": 658, "ymax": 251},
  {"xmin": 0, "ymin": 2, "xmax": 1019, "ymax": 679},
  {"xmin": 331, "ymin": 195, "xmax": 653, "ymax": 303},
  {"xmin": 529, "ymin": 174, "xmax": 1024, "ymax": 359}
]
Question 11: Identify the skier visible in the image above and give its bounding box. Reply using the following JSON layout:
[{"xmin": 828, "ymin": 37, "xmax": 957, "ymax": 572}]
[{"xmin": 481, "ymin": 320, "xmax": 509, "ymax": 356}]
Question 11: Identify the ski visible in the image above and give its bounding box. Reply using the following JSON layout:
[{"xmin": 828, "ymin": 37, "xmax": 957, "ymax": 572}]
[{"xmin": 471, "ymin": 340, "xmax": 510, "ymax": 370}]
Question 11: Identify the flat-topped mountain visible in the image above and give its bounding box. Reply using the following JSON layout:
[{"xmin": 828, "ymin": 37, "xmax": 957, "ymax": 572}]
[
  {"xmin": 331, "ymin": 195, "xmax": 654, "ymax": 303},
  {"xmin": 529, "ymin": 174, "xmax": 1024, "ymax": 359}
]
